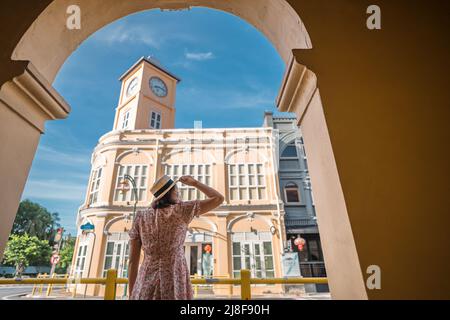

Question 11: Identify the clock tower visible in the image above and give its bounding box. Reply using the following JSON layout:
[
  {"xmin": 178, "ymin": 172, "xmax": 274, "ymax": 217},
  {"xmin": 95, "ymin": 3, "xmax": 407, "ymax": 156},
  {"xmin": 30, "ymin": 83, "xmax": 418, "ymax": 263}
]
[{"xmin": 113, "ymin": 56, "xmax": 180, "ymax": 131}]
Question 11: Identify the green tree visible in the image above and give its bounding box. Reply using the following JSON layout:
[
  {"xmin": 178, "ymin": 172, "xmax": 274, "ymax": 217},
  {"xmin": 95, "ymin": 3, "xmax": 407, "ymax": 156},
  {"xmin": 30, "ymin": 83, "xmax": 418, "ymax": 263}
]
[
  {"xmin": 56, "ymin": 237, "xmax": 75, "ymax": 273},
  {"xmin": 11, "ymin": 199, "xmax": 61, "ymax": 242},
  {"xmin": 2, "ymin": 234, "xmax": 52, "ymax": 276}
]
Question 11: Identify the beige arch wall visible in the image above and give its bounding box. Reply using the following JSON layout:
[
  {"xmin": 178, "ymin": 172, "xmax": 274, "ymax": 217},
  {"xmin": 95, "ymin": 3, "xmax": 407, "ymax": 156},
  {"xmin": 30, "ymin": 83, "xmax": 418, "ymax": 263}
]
[
  {"xmin": 0, "ymin": 0, "xmax": 365, "ymax": 300},
  {"xmin": 5, "ymin": 0, "xmax": 448, "ymax": 300},
  {"xmin": 12, "ymin": 0, "xmax": 312, "ymax": 83}
]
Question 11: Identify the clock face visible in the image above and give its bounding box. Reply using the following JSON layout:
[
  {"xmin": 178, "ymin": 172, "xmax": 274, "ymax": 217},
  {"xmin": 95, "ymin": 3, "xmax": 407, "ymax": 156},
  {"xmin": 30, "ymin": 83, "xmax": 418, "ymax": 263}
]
[
  {"xmin": 126, "ymin": 77, "xmax": 139, "ymax": 97},
  {"xmin": 149, "ymin": 77, "xmax": 168, "ymax": 98}
]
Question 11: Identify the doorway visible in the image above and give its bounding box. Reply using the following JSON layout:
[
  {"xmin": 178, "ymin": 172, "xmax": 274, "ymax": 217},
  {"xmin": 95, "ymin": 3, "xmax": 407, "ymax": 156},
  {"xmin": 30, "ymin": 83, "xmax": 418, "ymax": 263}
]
[{"xmin": 184, "ymin": 242, "xmax": 213, "ymax": 277}]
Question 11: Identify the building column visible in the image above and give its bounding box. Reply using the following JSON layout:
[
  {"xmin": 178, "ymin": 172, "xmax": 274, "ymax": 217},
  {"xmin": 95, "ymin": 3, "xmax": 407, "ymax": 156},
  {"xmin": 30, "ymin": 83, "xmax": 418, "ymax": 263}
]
[
  {"xmin": 88, "ymin": 216, "xmax": 108, "ymax": 296},
  {"xmin": 277, "ymin": 53, "xmax": 367, "ymax": 299},
  {"xmin": 0, "ymin": 62, "xmax": 70, "ymax": 260},
  {"xmin": 213, "ymin": 215, "xmax": 231, "ymax": 296}
]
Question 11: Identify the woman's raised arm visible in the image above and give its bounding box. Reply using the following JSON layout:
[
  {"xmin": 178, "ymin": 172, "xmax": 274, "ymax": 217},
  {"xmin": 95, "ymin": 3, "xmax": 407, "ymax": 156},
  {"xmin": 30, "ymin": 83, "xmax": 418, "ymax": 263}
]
[{"xmin": 179, "ymin": 175, "xmax": 224, "ymax": 215}]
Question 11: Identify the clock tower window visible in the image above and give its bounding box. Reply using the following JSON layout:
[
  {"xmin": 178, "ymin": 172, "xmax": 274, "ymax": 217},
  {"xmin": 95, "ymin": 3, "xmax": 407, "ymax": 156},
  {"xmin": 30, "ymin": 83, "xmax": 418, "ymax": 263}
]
[
  {"xmin": 150, "ymin": 111, "xmax": 162, "ymax": 129},
  {"xmin": 122, "ymin": 111, "xmax": 130, "ymax": 129}
]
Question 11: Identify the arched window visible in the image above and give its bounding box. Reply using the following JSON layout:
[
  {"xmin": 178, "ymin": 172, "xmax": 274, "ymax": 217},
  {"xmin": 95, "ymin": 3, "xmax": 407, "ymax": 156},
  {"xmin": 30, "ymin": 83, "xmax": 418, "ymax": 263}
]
[
  {"xmin": 88, "ymin": 167, "xmax": 103, "ymax": 205},
  {"xmin": 284, "ymin": 182, "xmax": 301, "ymax": 203},
  {"xmin": 164, "ymin": 164, "xmax": 212, "ymax": 200},
  {"xmin": 228, "ymin": 163, "xmax": 266, "ymax": 201},
  {"xmin": 114, "ymin": 164, "xmax": 148, "ymax": 202},
  {"xmin": 281, "ymin": 142, "xmax": 298, "ymax": 159}
]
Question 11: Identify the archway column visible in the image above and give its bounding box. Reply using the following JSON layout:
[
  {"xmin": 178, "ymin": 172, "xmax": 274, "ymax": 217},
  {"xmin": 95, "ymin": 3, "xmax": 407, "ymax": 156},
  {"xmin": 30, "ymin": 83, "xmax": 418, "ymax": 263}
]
[
  {"xmin": 0, "ymin": 61, "xmax": 71, "ymax": 260},
  {"xmin": 213, "ymin": 214, "xmax": 231, "ymax": 296},
  {"xmin": 277, "ymin": 52, "xmax": 368, "ymax": 299}
]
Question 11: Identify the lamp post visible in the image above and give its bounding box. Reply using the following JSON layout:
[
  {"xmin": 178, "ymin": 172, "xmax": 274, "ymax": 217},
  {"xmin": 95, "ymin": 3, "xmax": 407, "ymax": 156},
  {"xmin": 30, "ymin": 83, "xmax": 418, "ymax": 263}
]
[
  {"xmin": 116, "ymin": 174, "xmax": 138, "ymax": 224},
  {"xmin": 103, "ymin": 174, "xmax": 139, "ymax": 235},
  {"xmin": 117, "ymin": 174, "xmax": 138, "ymax": 299}
]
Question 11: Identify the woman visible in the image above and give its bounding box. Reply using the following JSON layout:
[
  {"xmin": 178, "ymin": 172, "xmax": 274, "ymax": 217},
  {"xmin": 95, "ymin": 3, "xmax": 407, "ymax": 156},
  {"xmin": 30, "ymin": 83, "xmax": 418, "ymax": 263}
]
[{"xmin": 127, "ymin": 174, "xmax": 224, "ymax": 300}]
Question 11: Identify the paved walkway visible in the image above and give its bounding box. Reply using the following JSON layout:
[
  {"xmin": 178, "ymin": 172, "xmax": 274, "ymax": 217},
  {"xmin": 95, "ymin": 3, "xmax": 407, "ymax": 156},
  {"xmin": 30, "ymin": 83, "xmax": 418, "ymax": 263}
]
[{"xmin": 6, "ymin": 289, "xmax": 331, "ymax": 300}]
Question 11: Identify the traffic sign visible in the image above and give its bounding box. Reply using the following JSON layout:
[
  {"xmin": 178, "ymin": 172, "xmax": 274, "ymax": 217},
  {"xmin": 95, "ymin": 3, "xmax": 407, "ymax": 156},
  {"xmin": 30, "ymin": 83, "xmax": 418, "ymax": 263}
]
[{"xmin": 50, "ymin": 254, "xmax": 60, "ymax": 265}]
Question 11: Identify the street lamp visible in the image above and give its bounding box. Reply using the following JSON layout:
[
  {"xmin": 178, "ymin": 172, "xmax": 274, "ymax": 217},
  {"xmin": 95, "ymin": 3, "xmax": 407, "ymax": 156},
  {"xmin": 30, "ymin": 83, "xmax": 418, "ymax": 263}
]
[
  {"xmin": 117, "ymin": 174, "xmax": 138, "ymax": 299},
  {"xmin": 104, "ymin": 174, "xmax": 139, "ymax": 236},
  {"xmin": 118, "ymin": 174, "xmax": 139, "ymax": 224}
]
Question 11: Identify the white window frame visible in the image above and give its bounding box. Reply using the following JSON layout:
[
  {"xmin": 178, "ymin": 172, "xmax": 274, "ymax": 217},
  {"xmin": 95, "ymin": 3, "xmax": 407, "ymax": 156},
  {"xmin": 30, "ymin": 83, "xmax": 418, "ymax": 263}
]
[
  {"xmin": 284, "ymin": 182, "xmax": 302, "ymax": 204},
  {"xmin": 231, "ymin": 232, "xmax": 274, "ymax": 279},
  {"xmin": 150, "ymin": 111, "xmax": 162, "ymax": 129},
  {"xmin": 122, "ymin": 110, "xmax": 130, "ymax": 129},
  {"xmin": 88, "ymin": 167, "xmax": 103, "ymax": 205},
  {"xmin": 114, "ymin": 164, "xmax": 148, "ymax": 202},
  {"xmin": 228, "ymin": 163, "xmax": 266, "ymax": 201},
  {"xmin": 164, "ymin": 164, "xmax": 212, "ymax": 200},
  {"xmin": 102, "ymin": 233, "xmax": 130, "ymax": 278},
  {"xmin": 74, "ymin": 243, "xmax": 88, "ymax": 278}
]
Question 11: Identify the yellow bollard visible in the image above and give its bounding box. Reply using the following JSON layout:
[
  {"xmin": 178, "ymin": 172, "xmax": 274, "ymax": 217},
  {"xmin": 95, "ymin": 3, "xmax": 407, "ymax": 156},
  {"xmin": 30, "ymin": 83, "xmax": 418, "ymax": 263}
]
[
  {"xmin": 104, "ymin": 269, "xmax": 118, "ymax": 300},
  {"xmin": 194, "ymin": 274, "xmax": 198, "ymax": 298},
  {"xmin": 63, "ymin": 274, "xmax": 69, "ymax": 292},
  {"xmin": 31, "ymin": 273, "xmax": 41, "ymax": 296},
  {"xmin": 39, "ymin": 273, "xmax": 47, "ymax": 295},
  {"xmin": 46, "ymin": 273, "xmax": 56, "ymax": 297},
  {"xmin": 240, "ymin": 269, "xmax": 251, "ymax": 300},
  {"xmin": 72, "ymin": 274, "xmax": 78, "ymax": 298}
]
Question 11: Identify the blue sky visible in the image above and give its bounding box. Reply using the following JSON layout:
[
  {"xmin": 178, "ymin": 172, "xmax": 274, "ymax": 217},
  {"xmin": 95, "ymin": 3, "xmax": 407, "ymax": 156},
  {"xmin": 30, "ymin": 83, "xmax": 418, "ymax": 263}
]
[{"xmin": 20, "ymin": 8, "xmax": 288, "ymax": 236}]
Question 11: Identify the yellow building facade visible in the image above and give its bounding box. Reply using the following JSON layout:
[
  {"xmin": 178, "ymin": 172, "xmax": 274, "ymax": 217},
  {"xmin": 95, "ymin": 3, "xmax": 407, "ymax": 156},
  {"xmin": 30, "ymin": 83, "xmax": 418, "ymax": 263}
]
[{"xmin": 70, "ymin": 57, "xmax": 286, "ymax": 297}]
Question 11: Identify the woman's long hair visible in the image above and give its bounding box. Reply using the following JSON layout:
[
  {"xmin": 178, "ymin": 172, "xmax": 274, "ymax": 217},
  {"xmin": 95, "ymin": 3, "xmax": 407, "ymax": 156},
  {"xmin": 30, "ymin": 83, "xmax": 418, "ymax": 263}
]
[{"xmin": 151, "ymin": 186, "xmax": 177, "ymax": 209}]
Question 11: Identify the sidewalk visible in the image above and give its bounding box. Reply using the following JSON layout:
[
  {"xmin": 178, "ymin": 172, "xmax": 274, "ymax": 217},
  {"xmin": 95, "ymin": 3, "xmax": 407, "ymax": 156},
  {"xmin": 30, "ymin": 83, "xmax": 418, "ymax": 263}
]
[{"xmin": 13, "ymin": 289, "xmax": 331, "ymax": 300}]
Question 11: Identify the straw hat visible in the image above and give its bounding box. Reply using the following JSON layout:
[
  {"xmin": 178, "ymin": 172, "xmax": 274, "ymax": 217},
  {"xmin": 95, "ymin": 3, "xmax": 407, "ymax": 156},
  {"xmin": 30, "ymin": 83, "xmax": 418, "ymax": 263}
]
[{"xmin": 150, "ymin": 175, "xmax": 179, "ymax": 201}]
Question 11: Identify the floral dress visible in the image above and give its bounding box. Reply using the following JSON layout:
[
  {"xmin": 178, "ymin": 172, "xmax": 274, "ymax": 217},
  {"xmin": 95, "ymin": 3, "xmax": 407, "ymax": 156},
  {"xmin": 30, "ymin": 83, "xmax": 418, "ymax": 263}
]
[{"xmin": 128, "ymin": 200, "xmax": 201, "ymax": 300}]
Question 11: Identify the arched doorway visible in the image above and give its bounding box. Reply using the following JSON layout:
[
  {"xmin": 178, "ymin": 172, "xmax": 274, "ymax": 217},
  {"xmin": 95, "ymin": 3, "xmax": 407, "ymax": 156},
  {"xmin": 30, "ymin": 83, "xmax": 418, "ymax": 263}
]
[{"xmin": 0, "ymin": 0, "xmax": 368, "ymax": 299}]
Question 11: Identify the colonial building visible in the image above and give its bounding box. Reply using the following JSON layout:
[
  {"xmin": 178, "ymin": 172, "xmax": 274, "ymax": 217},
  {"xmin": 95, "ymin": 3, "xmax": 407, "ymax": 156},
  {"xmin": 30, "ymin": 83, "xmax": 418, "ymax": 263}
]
[
  {"xmin": 70, "ymin": 57, "xmax": 286, "ymax": 297},
  {"xmin": 263, "ymin": 112, "xmax": 328, "ymax": 292}
]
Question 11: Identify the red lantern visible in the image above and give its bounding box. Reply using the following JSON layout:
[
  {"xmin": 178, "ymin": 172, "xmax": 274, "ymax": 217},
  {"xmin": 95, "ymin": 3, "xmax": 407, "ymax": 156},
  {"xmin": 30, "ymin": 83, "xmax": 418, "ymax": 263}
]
[
  {"xmin": 294, "ymin": 237, "xmax": 306, "ymax": 246},
  {"xmin": 297, "ymin": 244, "xmax": 304, "ymax": 251},
  {"xmin": 204, "ymin": 244, "xmax": 212, "ymax": 253}
]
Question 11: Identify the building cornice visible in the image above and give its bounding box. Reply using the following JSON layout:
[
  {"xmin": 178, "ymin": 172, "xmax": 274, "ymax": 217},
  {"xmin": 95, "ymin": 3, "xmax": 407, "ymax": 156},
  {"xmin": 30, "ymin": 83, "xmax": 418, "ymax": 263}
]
[
  {"xmin": 78, "ymin": 203, "xmax": 279, "ymax": 217},
  {"xmin": 276, "ymin": 53, "xmax": 317, "ymax": 124},
  {"xmin": 0, "ymin": 61, "xmax": 71, "ymax": 133}
]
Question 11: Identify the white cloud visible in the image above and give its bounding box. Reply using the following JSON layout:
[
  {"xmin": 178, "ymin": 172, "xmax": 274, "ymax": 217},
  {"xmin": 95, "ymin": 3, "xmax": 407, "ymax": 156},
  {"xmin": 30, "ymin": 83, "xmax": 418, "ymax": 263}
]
[
  {"xmin": 93, "ymin": 22, "xmax": 197, "ymax": 49},
  {"xmin": 22, "ymin": 179, "xmax": 87, "ymax": 201},
  {"xmin": 179, "ymin": 85, "xmax": 276, "ymax": 110},
  {"xmin": 37, "ymin": 145, "xmax": 91, "ymax": 167},
  {"xmin": 22, "ymin": 145, "xmax": 92, "ymax": 201},
  {"xmin": 93, "ymin": 24, "xmax": 162, "ymax": 48},
  {"xmin": 185, "ymin": 51, "xmax": 215, "ymax": 61},
  {"xmin": 228, "ymin": 90, "xmax": 275, "ymax": 109}
]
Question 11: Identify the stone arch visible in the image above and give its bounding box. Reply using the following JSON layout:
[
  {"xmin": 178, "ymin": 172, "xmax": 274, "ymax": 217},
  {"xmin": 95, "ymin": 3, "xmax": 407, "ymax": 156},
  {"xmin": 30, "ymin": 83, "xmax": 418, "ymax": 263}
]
[
  {"xmin": 227, "ymin": 213, "xmax": 274, "ymax": 233},
  {"xmin": 0, "ymin": 0, "xmax": 373, "ymax": 300},
  {"xmin": 190, "ymin": 216, "xmax": 218, "ymax": 233},
  {"xmin": 91, "ymin": 152, "xmax": 108, "ymax": 168},
  {"xmin": 278, "ymin": 131, "xmax": 300, "ymax": 155},
  {"xmin": 162, "ymin": 147, "xmax": 216, "ymax": 164},
  {"xmin": 224, "ymin": 147, "xmax": 269, "ymax": 164},
  {"xmin": 12, "ymin": 0, "xmax": 312, "ymax": 83},
  {"xmin": 115, "ymin": 148, "xmax": 154, "ymax": 165}
]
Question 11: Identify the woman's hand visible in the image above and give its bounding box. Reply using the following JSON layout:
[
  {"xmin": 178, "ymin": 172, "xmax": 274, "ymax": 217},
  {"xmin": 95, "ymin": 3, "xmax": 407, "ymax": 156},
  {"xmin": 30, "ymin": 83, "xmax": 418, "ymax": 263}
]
[{"xmin": 179, "ymin": 175, "xmax": 198, "ymax": 186}]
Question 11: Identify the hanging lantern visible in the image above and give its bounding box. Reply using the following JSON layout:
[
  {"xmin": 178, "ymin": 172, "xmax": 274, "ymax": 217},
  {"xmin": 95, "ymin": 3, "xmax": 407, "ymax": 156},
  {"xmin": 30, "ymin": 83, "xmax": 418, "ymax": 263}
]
[{"xmin": 294, "ymin": 236, "xmax": 306, "ymax": 246}]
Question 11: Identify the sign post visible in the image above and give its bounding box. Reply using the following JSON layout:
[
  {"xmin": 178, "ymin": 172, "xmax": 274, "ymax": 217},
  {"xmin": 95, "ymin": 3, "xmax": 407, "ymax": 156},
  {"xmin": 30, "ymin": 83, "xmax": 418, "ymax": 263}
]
[{"xmin": 49, "ymin": 228, "xmax": 64, "ymax": 276}]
